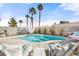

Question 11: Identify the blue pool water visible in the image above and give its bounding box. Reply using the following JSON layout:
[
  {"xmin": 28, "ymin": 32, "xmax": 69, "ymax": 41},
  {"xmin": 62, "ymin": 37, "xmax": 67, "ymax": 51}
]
[
  {"xmin": 17, "ymin": 34, "xmax": 65, "ymax": 42},
  {"xmin": 73, "ymin": 32, "xmax": 79, "ymax": 36}
]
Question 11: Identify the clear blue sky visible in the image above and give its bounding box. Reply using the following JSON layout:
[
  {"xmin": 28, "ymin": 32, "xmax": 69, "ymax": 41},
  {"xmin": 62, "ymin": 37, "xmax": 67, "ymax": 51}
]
[{"xmin": 0, "ymin": 3, "xmax": 79, "ymax": 27}]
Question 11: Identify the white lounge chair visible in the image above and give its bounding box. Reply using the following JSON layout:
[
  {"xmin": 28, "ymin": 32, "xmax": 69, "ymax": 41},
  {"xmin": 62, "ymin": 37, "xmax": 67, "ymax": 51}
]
[
  {"xmin": 2, "ymin": 44, "xmax": 23, "ymax": 56},
  {"xmin": 49, "ymin": 42, "xmax": 73, "ymax": 56},
  {"xmin": 0, "ymin": 50, "xmax": 6, "ymax": 56},
  {"xmin": 60, "ymin": 42, "xmax": 76, "ymax": 56},
  {"xmin": 65, "ymin": 42, "xmax": 79, "ymax": 56},
  {"xmin": 23, "ymin": 44, "xmax": 33, "ymax": 56},
  {"xmin": 56, "ymin": 47, "xmax": 65, "ymax": 56},
  {"xmin": 52, "ymin": 47, "xmax": 59, "ymax": 56},
  {"xmin": 33, "ymin": 47, "xmax": 46, "ymax": 56},
  {"xmin": 49, "ymin": 43, "xmax": 61, "ymax": 56},
  {"xmin": 49, "ymin": 43, "xmax": 61, "ymax": 49},
  {"xmin": 0, "ymin": 44, "xmax": 11, "ymax": 56}
]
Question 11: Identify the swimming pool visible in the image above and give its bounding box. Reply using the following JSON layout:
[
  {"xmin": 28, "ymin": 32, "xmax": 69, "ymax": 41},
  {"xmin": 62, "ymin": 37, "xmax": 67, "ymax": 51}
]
[
  {"xmin": 17, "ymin": 34, "xmax": 65, "ymax": 42},
  {"xmin": 73, "ymin": 32, "xmax": 79, "ymax": 36}
]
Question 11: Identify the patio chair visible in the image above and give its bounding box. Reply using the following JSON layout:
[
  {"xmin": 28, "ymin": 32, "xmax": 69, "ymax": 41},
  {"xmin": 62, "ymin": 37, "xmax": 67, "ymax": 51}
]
[
  {"xmin": 48, "ymin": 43, "xmax": 61, "ymax": 56},
  {"xmin": 22, "ymin": 44, "xmax": 33, "ymax": 56},
  {"xmin": 33, "ymin": 47, "xmax": 46, "ymax": 56},
  {"xmin": 0, "ymin": 44, "xmax": 11, "ymax": 56},
  {"xmin": 0, "ymin": 44, "xmax": 6, "ymax": 56},
  {"xmin": 2, "ymin": 44, "xmax": 23, "ymax": 56},
  {"xmin": 56, "ymin": 47, "xmax": 65, "ymax": 56},
  {"xmin": 65, "ymin": 42, "xmax": 79, "ymax": 56}
]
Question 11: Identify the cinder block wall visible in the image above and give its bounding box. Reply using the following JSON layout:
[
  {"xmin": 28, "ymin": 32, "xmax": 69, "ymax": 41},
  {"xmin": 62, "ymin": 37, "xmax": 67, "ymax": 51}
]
[{"xmin": 7, "ymin": 27, "xmax": 18, "ymax": 36}]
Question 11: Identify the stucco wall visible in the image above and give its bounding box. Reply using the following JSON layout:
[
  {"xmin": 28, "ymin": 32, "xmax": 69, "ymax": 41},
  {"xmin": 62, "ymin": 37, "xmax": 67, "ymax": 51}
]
[{"xmin": 0, "ymin": 27, "xmax": 27, "ymax": 36}]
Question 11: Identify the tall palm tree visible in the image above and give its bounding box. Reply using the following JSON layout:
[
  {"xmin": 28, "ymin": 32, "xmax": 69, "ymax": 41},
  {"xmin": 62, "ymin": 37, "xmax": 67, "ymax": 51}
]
[
  {"xmin": 18, "ymin": 20, "xmax": 23, "ymax": 28},
  {"xmin": 25, "ymin": 15, "xmax": 29, "ymax": 29},
  {"xmin": 29, "ymin": 7, "xmax": 36, "ymax": 29},
  {"xmin": 37, "ymin": 4, "xmax": 43, "ymax": 32}
]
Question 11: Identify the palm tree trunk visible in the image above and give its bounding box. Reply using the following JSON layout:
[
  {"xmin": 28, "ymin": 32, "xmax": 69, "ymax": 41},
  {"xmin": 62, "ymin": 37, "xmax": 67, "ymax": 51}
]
[
  {"xmin": 27, "ymin": 18, "xmax": 28, "ymax": 29},
  {"xmin": 20, "ymin": 23, "xmax": 21, "ymax": 28},
  {"xmin": 32, "ymin": 18, "xmax": 33, "ymax": 29},
  {"xmin": 31, "ymin": 15, "xmax": 33, "ymax": 29},
  {"xmin": 39, "ymin": 11, "xmax": 41, "ymax": 30}
]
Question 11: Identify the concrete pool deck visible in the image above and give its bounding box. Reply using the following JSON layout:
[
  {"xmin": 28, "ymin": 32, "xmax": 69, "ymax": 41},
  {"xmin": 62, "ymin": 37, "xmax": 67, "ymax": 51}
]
[
  {"xmin": 0, "ymin": 36, "xmax": 63, "ymax": 50},
  {"xmin": 0, "ymin": 36, "xmax": 67, "ymax": 56}
]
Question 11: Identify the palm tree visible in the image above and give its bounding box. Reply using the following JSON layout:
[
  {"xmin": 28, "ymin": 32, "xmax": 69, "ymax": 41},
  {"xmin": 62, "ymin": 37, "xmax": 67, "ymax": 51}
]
[
  {"xmin": 29, "ymin": 7, "xmax": 36, "ymax": 29},
  {"xmin": 18, "ymin": 20, "xmax": 23, "ymax": 28},
  {"xmin": 37, "ymin": 3, "xmax": 43, "ymax": 33},
  {"xmin": 25, "ymin": 15, "xmax": 29, "ymax": 29},
  {"xmin": 8, "ymin": 17, "xmax": 17, "ymax": 27}
]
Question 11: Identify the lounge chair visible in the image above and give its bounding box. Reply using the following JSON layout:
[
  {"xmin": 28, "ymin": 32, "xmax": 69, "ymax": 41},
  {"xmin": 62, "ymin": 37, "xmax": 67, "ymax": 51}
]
[
  {"xmin": 45, "ymin": 48, "xmax": 50, "ymax": 56},
  {"xmin": 2, "ymin": 44, "xmax": 23, "ymax": 56},
  {"xmin": 48, "ymin": 44, "xmax": 54, "ymax": 56},
  {"xmin": 65, "ymin": 42, "xmax": 79, "ymax": 56},
  {"xmin": 60, "ymin": 42, "xmax": 76, "ymax": 56},
  {"xmin": 23, "ymin": 44, "xmax": 33, "ymax": 56},
  {"xmin": 49, "ymin": 43, "xmax": 61, "ymax": 56},
  {"xmin": 0, "ymin": 50, "xmax": 6, "ymax": 56},
  {"xmin": 33, "ymin": 47, "xmax": 46, "ymax": 56},
  {"xmin": 51, "ymin": 47, "xmax": 59, "ymax": 56},
  {"xmin": 49, "ymin": 42, "xmax": 75, "ymax": 56},
  {"xmin": 0, "ymin": 44, "xmax": 11, "ymax": 56},
  {"xmin": 56, "ymin": 47, "xmax": 65, "ymax": 56},
  {"xmin": 59, "ymin": 38, "xmax": 78, "ymax": 46},
  {"xmin": 68, "ymin": 32, "xmax": 79, "ymax": 41},
  {"xmin": 0, "ymin": 45, "xmax": 6, "ymax": 56}
]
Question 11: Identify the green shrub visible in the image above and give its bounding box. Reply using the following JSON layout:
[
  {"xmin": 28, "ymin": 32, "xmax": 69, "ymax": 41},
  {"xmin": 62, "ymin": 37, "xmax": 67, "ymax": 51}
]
[
  {"xmin": 37, "ymin": 28, "xmax": 41, "ymax": 34},
  {"xmin": 4, "ymin": 30, "xmax": 8, "ymax": 37},
  {"xmin": 42, "ymin": 28, "xmax": 47, "ymax": 34},
  {"xmin": 59, "ymin": 29, "xmax": 64, "ymax": 36},
  {"xmin": 49, "ymin": 29, "xmax": 55, "ymax": 35}
]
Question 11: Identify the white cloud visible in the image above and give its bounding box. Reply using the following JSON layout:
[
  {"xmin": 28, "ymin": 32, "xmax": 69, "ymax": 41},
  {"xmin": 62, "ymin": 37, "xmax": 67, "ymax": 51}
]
[
  {"xmin": 34, "ymin": 19, "xmax": 59, "ymax": 28},
  {"xmin": 0, "ymin": 12, "xmax": 12, "ymax": 26},
  {"xmin": 69, "ymin": 18, "xmax": 79, "ymax": 22},
  {"xmin": 2, "ymin": 12, "xmax": 12, "ymax": 19},
  {"xmin": 60, "ymin": 3, "xmax": 79, "ymax": 15},
  {"xmin": 41, "ymin": 20, "xmax": 57, "ymax": 26}
]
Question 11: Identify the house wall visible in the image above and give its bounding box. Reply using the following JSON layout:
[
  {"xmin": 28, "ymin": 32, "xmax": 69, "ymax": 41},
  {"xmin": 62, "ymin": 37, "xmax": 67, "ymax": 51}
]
[
  {"xmin": 0, "ymin": 27, "xmax": 27, "ymax": 36},
  {"xmin": 0, "ymin": 22, "xmax": 79, "ymax": 36}
]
